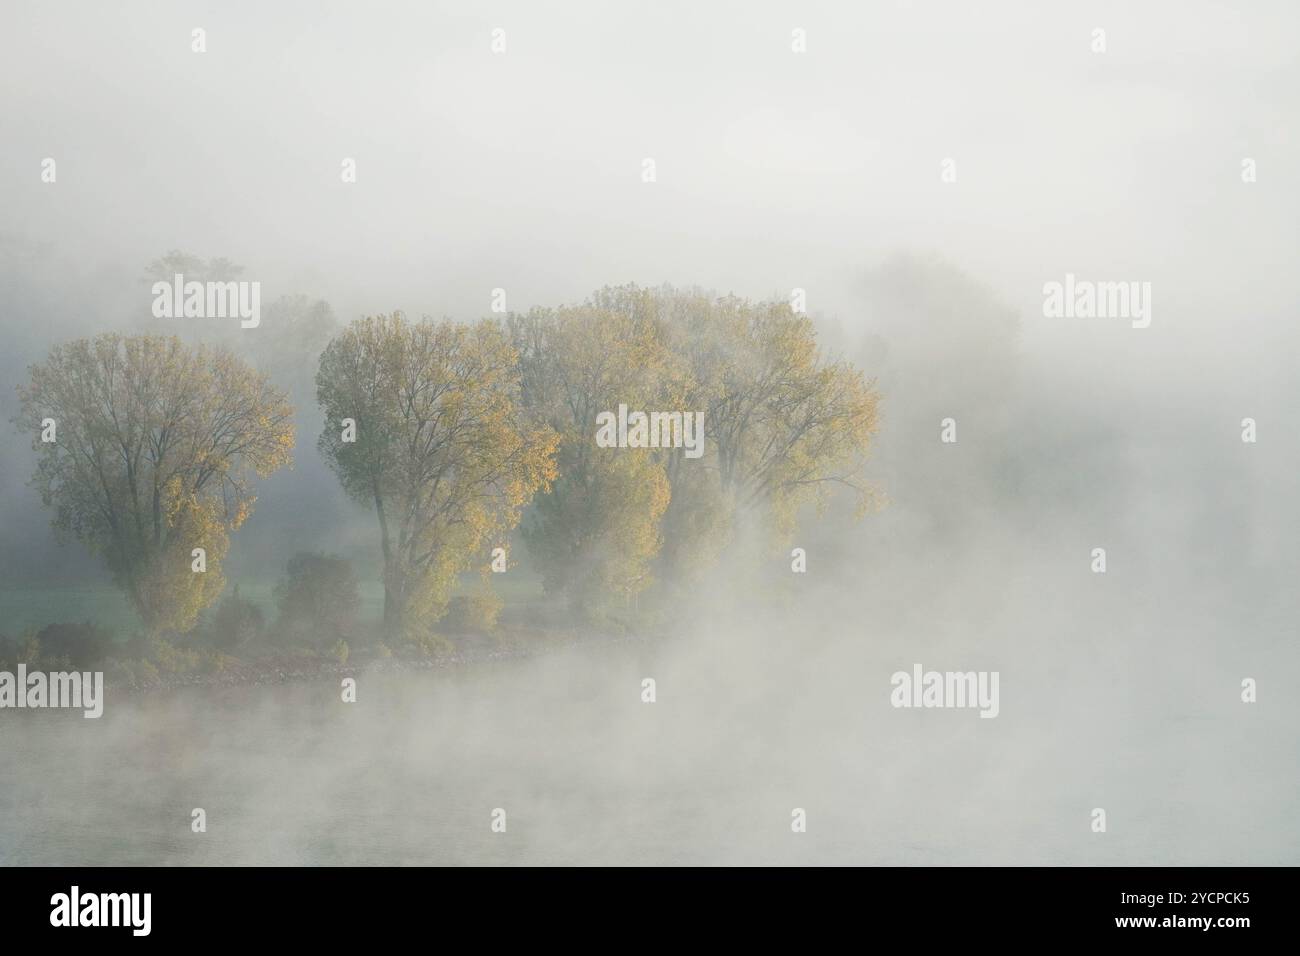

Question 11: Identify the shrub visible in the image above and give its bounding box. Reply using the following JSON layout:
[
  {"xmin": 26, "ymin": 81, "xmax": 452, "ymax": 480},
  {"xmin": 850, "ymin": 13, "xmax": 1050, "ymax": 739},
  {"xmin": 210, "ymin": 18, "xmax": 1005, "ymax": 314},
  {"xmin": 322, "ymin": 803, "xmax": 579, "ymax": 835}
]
[
  {"xmin": 137, "ymin": 658, "xmax": 161, "ymax": 685},
  {"xmin": 147, "ymin": 635, "xmax": 202, "ymax": 675},
  {"xmin": 16, "ymin": 633, "xmax": 41, "ymax": 665},
  {"xmin": 443, "ymin": 592, "xmax": 503, "ymax": 634},
  {"xmin": 106, "ymin": 657, "xmax": 161, "ymax": 690},
  {"xmin": 403, "ymin": 629, "xmax": 451, "ymax": 658},
  {"xmin": 274, "ymin": 553, "xmax": 360, "ymax": 645},
  {"xmin": 205, "ymin": 586, "xmax": 265, "ymax": 651},
  {"xmin": 32, "ymin": 621, "xmax": 115, "ymax": 668}
]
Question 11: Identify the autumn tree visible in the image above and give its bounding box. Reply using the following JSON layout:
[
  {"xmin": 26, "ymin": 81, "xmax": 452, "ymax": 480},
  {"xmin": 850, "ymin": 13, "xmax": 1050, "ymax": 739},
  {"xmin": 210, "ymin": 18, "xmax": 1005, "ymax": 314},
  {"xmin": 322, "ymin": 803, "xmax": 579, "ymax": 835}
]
[
  {"xmin": 508, "ymin": 284, "xmax": 880, "ymax": 608},
  {"xmin": 675, "ymin": 293, "xmax": 879, "ymax": 530},
  {"xmin": 509, "ymin": 296, "xmax": 681, "ymax": 618},
  {"xmin": 13, "ymin": 334, "xmax": 295, "ymax": 633},
  {"xmin": 316, "ymin": 314, "xmax": 557, "ymax": 644},
  {"xmin": 593, "ymin": 285, "xmax": 882, "ymax": 578}
]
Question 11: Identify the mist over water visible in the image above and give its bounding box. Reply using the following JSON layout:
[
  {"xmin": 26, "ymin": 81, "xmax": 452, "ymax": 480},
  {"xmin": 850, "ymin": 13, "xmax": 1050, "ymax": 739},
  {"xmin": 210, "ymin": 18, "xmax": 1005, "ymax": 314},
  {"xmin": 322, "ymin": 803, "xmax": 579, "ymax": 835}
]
[
  {"xmin": 3, "ymin": 556, "xmax": 1294, "ymax": 866},
  {"xmin": 1, "ymin": 1, "xmax": 1298, "ymax": 865}
]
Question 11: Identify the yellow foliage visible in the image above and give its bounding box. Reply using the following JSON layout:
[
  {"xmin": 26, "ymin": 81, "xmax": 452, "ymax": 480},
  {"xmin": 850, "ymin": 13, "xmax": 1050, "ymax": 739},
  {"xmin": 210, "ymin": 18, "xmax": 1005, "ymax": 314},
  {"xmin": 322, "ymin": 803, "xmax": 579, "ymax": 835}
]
[
  {"xmin": 317, "ymin": 314, "xmax": 557, "ymax": 640},
  {"xmin": 15, "ymin": 333, "xmax": 294, "ymax": 633}
]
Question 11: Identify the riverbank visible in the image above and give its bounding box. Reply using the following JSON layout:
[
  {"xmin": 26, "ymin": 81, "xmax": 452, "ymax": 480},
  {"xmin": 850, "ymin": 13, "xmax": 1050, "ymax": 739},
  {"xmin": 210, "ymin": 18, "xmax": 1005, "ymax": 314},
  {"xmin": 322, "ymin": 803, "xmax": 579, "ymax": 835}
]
[{"xmin": 105, "ymin": 624, "xmax": 652, "ymax": 696}]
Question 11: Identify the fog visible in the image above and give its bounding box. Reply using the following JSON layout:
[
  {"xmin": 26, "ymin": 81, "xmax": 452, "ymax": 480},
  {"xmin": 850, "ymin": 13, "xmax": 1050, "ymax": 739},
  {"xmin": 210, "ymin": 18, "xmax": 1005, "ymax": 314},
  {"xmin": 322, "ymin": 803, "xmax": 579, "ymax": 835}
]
[{"xmin": 1, "ymin": 1, "xmax": 1297, "ymax": 865}]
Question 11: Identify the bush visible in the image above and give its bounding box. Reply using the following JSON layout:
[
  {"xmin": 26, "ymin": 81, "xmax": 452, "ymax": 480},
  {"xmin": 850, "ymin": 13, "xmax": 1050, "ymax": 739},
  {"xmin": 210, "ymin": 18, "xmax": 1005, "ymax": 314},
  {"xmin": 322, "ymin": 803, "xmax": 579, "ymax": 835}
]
[
  {"xmin": 204, "ymin": 586, "xmax": 265, "ymax": 651},
  {"xmin": 274, "ymin": 553, "xmax": 360, "ymax": 645},
  {"xmin": 403, "ymin": 629, "xmax": 451, "ymax": 658},
  {"xmin": 146, "ymin": 635, "xmax": 202, "ymax": 675},
  {"xmin": 32, "ymin": 621, "xmax": 115, "ymax": 668},
  {"xmin": 16, "ymin": 633, "xmax": 41, "ymax": 665},
  {"xmin": 198, "ymin": 648, "xmax": 239, "ymax": 674},
  {"xmin": 106, "ymin": 657, "xmax": 160, "ymax": 690},
  {"xmin": 443, "ymin": 592, "xmax": 503, "ymax": 634}
]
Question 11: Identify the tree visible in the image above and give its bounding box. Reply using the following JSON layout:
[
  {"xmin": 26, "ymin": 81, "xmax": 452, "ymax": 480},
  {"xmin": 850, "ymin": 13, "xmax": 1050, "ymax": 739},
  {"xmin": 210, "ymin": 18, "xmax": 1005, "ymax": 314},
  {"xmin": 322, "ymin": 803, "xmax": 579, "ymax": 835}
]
[
  {"xmin": 509, "ymin": 285, "xmax": 881, "ymax": 608},
  {"xmin": 250, "ymin": 294, "xmax": 337, "ymax": 389},
  {"xmin": 509, "ymin": 296, "xmax": 679, "ymax": 617},
  {"xmin": 596, "ymin": 285, "xmax": 882, "ymax": 567},
  {"xmin": 316, "ymin": 313, "xmax": 557, "ymax": 642},
  {"xmin": 143, "ymin": 249, "xmax": 243, "ymax": 285},
  {"xmin": 13, "ymin": 334, "xmax": 294, "ymax": 633},
  {"xmin": 682, "ymin": 295, "xmax": 881, "ymax": 535},
  {"xmin": 142, "ymin": 253, "xmax": 337, "ymax": 396}
]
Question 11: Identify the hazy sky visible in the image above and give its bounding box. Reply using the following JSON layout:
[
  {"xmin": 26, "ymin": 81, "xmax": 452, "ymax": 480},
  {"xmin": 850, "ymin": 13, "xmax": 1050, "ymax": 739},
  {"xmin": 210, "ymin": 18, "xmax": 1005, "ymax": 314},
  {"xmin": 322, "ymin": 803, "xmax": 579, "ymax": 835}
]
[{"xmin": 2, "ymin": 0, "xmax": 1296, "ymax": 341}]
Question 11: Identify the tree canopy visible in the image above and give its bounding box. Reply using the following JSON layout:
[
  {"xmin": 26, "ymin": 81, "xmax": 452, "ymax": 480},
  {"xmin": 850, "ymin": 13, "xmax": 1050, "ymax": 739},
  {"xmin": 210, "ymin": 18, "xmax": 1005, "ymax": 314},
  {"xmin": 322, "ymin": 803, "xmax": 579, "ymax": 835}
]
[
  {"xmin": 316, "ymin": 313, "xmax": 558, "ymax": 642},
  {"xmin": 14, "ymin": 333, "xmax": 295, "ymax": 632},
  {"xmin": 511, "ymin": 284, "xmax": 881, "ymax": 617}
]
